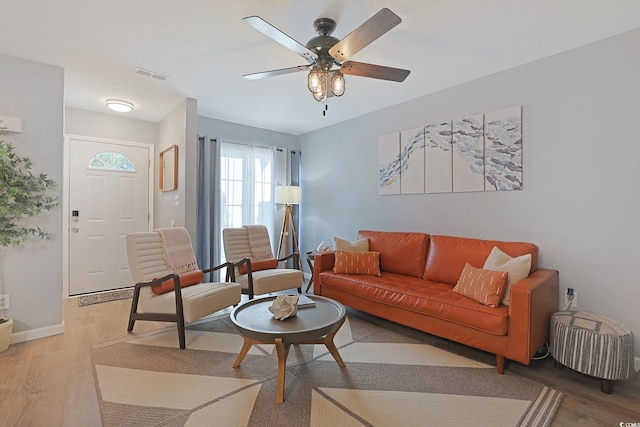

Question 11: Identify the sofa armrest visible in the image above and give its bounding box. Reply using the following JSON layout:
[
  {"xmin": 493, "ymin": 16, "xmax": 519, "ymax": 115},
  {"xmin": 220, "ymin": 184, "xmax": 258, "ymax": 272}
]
[
  {"xmin": 313, "ymin": 251, "xmax": 335, "ymax": 295},
  {"xmin": 506, "ymin": 268, "xmax": 559, "ymax": 364}
]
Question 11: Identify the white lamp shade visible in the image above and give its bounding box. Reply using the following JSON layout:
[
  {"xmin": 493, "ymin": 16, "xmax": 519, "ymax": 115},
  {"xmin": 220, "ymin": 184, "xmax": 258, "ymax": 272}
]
[{"xmin": 275, "ymin": 185, "xmax": 301, "ymax": 205}]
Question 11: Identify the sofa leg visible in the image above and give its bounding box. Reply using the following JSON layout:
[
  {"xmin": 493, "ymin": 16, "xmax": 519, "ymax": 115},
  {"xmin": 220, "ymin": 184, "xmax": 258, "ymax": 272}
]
[{"xmin": 496, "ymin": 355, "xmax": 505, "ymax": 374}]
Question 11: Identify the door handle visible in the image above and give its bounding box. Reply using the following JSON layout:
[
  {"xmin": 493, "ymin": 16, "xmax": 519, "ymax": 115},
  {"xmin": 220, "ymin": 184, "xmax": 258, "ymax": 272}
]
[{"xmin": 72, "ymin": 210, "xmax": 79, "ymax": 232}]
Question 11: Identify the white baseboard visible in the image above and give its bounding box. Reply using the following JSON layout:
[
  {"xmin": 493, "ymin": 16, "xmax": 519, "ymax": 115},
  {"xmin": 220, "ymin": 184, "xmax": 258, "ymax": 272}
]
[{"xmin": 10, "ymin": 321, "xmax": 65, "ymax": 345}]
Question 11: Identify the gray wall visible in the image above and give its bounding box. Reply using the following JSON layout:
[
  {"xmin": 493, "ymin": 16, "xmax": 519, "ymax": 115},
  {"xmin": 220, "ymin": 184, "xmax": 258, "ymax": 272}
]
[
  {"xmin": 197, "ymin": 116, "xmax": 298, "ymax": 148},
  {"xmin": 157, "ymin": 99, "xmax": 197, "ymax": 231},
  {"xmin": 0, "ymin": 54, "xmax": 64, "ymax": 337},
  {"xmin": 299, "ymin": 29, "xmax": 640, "ymax": 359},
  {"xmin": 65, "ymin": 107, "xmax": 158, "ymax": 144}
]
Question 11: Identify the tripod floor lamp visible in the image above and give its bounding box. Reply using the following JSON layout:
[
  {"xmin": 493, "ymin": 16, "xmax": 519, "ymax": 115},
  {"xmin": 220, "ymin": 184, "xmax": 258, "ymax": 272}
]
[{"xmin": 275, "ymin": 185, "xmax": 302, "ymax": 270}]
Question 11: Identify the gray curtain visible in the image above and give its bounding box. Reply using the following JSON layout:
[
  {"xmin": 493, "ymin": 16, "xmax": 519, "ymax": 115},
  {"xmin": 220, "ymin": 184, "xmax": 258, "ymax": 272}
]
[{"xmin": 196, "ymin": 136, "xmax": 221, "ymax": 281}]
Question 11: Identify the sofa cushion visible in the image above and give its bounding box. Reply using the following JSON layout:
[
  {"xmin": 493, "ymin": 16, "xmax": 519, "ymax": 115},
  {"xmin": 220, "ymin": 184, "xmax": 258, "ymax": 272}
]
[
  {"xmin": 453, "ymin": 263, "xmax": 508, "ymax": 307},
  {"xmin": 358, "ymin": 230, "xmax": 429, "ymax": 278},
  {"xmin": 333, "ymin": 251, "xmax": 381, "ymax": 276},
  {"xmin": 334, "ymin": 237, "xmax": 369, "ymax": 252},
  {"xmin": 483, "ymin": 246, "xmax": 532, "ymax": 305},
  {"xmin": 319, "ymin": 271, "xmax": 509, "ymax": 336},
  {"xmin": 424, "ymin": 235, "xmax": 539, "ymax": 285}
]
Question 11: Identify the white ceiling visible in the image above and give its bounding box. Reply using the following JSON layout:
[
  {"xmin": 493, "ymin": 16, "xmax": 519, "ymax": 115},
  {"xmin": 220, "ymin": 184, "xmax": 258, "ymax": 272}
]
[{"xmin": 1, "ymin": 1, "xmax": 639, "ymax": 135}]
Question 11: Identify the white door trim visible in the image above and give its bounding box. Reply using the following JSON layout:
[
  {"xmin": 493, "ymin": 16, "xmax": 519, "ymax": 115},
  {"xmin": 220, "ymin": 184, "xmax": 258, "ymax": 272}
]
[{"xmin": 62, "ymin": 134, "xmax": 155, "ymax": 298}]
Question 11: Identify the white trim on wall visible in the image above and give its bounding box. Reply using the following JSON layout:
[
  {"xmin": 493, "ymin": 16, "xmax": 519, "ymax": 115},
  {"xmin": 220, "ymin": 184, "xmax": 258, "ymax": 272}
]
[{"xmin": 10, "ymin": 322, "xmax": 64, "ymax": 345}]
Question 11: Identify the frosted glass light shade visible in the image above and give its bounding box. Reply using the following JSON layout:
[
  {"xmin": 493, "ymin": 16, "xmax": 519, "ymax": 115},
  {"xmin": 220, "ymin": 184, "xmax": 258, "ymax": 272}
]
[
  {"xmin": 106, "ymin": 99, "xmax": 134, "ymax": 113},
  {"xmin": 330, "ymin": 71, "xmax": 345, "ymax": 96},
  {"xmin": 275, "ymin": 185, "xmax": 301, "ymax": 205}
]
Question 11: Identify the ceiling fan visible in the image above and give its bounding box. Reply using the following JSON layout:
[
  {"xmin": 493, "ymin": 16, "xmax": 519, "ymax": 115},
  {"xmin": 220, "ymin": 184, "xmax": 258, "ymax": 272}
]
[{"xmin": 242, "ymin": 8, "xmax": 411, "ymax": 103}]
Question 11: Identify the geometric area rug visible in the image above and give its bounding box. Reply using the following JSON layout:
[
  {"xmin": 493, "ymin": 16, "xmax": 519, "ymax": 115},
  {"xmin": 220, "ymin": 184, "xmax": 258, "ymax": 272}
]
[{"xmin": 91, "ymin": 312, "xmax": 563, "ymax": 427}]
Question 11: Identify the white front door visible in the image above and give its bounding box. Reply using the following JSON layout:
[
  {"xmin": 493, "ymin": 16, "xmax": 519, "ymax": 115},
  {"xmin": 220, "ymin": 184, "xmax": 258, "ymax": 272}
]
[{"xmin": 68, "ymin": 137, "xmax": 151, "ymax": 295}]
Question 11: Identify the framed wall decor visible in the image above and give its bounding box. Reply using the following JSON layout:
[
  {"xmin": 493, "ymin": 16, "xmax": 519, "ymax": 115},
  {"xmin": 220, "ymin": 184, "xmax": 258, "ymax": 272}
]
[{"xmin": 159, "ymin": 144, "xmax": 178, "ymax": 191}]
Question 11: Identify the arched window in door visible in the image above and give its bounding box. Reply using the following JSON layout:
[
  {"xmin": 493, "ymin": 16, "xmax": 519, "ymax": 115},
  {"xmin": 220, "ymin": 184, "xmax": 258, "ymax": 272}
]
[{"xmin": 88, "ymin": 151, "xmax": 136, "ymax": 172}]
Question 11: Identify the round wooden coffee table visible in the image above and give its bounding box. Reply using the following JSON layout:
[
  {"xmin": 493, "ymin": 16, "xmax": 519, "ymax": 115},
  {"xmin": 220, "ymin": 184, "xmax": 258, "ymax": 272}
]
[{"xmin": 230, "ymin": 295, "xmax": 346, "ymax": 403}]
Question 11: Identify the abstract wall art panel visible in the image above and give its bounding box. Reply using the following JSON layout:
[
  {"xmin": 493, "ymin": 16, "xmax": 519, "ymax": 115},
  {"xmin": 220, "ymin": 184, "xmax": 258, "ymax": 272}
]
[
  {"xmin": 400, "ymin": 127, "xmax": 425, "ymax": 194},
  {"xmin": 424, "ymin": 121, "xmax": 453, "ymax": 194},
  {"xmin": 484, "ymin": 106, "xmax": 522, "ymax": 191},
  {"xmin": 379, "ymin": 132, "xmax": 401, "ymax": 195},
  {"xmin": 453, "ymin": 114, "xmax": 485, "ymax": 193},
  {"xmin": 378, "ymin": 105, "xmax": 522, "ymax": 196}
]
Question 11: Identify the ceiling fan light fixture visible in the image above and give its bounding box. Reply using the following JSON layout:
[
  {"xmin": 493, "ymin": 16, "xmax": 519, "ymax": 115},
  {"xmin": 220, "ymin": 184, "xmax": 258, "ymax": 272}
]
[
  {"xmin": 106, "ymin": 99, "xmax": 134, "ymax": 113},
  {"xmin": 307, "ymin": 67, "xmax": 324, "ymax": 93},
  {"xmin": 243, "ymin": 9, "xmax": 409, "ymax": 104},
  {"xmin": 330, "ymin": 71, "xmax": 345, "ymax": 97},
  {"xmin": 312, "ymin": 84, "xmax": 327, "ymax": 102}
]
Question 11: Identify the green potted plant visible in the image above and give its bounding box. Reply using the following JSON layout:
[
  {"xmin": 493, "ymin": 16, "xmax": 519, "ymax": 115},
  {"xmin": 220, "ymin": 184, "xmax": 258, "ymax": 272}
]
[{"xmin": 0, "ymin": 124, "xmax": 57, "ymax": 352}]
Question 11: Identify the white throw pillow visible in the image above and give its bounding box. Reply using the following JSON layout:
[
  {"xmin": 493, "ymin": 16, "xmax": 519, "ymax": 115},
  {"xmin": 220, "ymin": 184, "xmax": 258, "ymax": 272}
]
[
  {"xmin": 483, "ymin": 246, "xmax": 532, "ymax": 305},
  {"xmin": 334, "ymin": 237, "xmax": 369, "ymax": 252}
]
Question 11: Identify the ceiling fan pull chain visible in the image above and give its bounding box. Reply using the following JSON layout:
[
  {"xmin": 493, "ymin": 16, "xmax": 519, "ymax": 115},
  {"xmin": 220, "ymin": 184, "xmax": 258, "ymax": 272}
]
[{"xmin": 323, "ymin": 103, "xmax": 328, "ymax": 117}]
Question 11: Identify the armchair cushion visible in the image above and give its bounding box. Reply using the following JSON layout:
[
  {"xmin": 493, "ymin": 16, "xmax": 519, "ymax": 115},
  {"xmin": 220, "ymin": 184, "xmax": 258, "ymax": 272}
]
[
  {"xmin": 235, "ymin": 268, "xmax": 303, "ymax": 295},
  {"xmin": 151, "ymin": 270, "xmax": 205, "ymax": 295},
  {"xmin": 141, "ymin": 281, "xmax": 241, "ymax": 323},
  {"xmin": 238, "ymin": 258, "xmax": 279, "ymax": 275}
]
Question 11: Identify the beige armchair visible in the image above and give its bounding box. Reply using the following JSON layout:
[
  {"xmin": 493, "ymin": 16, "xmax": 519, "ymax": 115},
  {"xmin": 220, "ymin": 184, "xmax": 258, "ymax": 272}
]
[
  {"xmin": 223, "ymin": 225, "xmax": 303, "ymax": 299},
  {"xmin": 126, "ymin": 227, "xmax": 241, "ymax": 349}
]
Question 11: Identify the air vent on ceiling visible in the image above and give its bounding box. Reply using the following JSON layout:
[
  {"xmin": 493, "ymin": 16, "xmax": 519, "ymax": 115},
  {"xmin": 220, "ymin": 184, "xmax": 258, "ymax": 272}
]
[{"xmin": 133, "ymin": 67, "xmax": 169, "ymax": 81}]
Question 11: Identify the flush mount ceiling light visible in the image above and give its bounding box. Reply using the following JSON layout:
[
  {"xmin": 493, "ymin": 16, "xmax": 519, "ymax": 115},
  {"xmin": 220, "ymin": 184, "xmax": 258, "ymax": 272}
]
[
  {"xmin": 106, "ymin": 99, "xmax": 134, "ymax": 113},
  {"xmin": 242, "ymin": 9, "xmax": 410, "ymax": 104}
]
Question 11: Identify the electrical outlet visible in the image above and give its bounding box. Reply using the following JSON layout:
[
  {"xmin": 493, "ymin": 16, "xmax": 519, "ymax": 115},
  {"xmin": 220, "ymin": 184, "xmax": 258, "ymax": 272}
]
[
  {"xmin": 564, "ymin": 289, "xmax": 577, "ymax": 309},
  {"xmin": 0, "ymin": 294, "xmax": 9, "ymax": 310}
]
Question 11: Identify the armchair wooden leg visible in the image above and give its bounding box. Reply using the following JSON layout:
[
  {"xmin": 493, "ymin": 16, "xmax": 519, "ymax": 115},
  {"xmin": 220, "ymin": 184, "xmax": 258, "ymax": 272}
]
[
  {"xmin": 177, "ymin": 315, "xmax": 186, "ymax": 349},
  {"xmin": 127, "ymin": 287, "xmax": 141, "ymax": 332}
]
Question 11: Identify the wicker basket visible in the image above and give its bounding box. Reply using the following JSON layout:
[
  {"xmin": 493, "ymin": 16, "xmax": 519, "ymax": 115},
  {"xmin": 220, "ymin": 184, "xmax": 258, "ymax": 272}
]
[{"xmin": 0, "ymin": 318, "xmax": 13, "ymax": 353}]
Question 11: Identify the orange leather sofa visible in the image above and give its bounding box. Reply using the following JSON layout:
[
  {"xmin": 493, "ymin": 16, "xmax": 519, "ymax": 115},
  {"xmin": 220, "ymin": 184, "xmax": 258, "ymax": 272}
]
[{"xmin": 313, "ymin": 230, "xmax": 559, "ymax": 373}]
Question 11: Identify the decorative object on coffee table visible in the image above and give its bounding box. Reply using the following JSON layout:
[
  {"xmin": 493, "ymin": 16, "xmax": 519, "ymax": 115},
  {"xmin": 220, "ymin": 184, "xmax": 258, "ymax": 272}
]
[
  {"xmin": 231, "ymin": 295, "xmax": 346, "ymax": 403},
  {"xmin": 269, "ymin": 294, "xmax": 299, "ymax": 320},
  {"xmin": 550, "ymin": 310, "xmax": 634, "ymax": 394}
]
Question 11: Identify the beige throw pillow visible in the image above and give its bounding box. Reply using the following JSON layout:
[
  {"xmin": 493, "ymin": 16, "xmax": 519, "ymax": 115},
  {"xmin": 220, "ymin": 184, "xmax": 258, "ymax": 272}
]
[
  {"xmin": 334, "ymin": 237, "xmax": 369, "ymax": 252},
  {"xmin": 483, "ymin": 246, "xmax": 532, "ymax": 305}
]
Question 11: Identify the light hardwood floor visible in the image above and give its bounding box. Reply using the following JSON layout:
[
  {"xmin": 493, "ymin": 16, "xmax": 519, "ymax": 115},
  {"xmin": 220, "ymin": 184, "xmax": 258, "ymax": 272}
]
[{"xmin": 0, "ymin": 296, "xmax": 638, "ymax": 427}]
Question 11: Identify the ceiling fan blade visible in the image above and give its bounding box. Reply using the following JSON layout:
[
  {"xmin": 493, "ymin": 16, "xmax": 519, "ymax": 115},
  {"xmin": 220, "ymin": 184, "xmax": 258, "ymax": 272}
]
[
  {"xmin": 329, "ymin": 8, "xmax": 402, "ymax": 62},
  {"xmin": 243, "ymin": 16, "xmax": 318, "ymax": 64},
  {"xmin": 242, "ymin": 65, "xmax": 311, "ymax": 80},
  {"xmin": 340, "ymin": 61, "xmax": 410, "ymax": 82}
]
